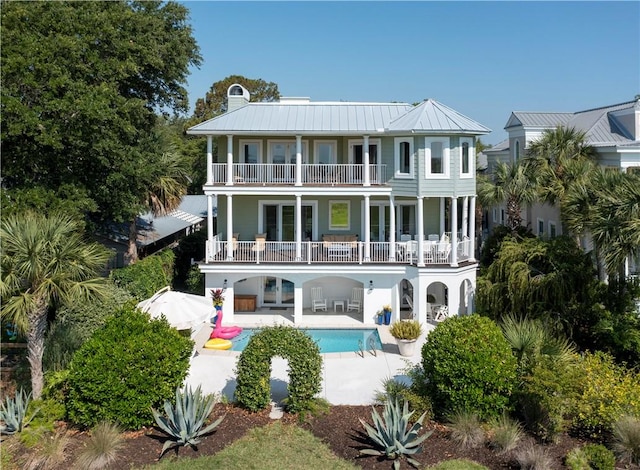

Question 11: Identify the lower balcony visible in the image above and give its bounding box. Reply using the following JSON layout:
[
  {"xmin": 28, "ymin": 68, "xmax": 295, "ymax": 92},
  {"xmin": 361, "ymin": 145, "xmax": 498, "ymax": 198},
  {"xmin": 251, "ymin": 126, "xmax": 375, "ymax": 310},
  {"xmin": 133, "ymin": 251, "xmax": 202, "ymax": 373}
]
[{"xmin": 204, "ymin": 238, "xmax": 474, "ymax": 266}]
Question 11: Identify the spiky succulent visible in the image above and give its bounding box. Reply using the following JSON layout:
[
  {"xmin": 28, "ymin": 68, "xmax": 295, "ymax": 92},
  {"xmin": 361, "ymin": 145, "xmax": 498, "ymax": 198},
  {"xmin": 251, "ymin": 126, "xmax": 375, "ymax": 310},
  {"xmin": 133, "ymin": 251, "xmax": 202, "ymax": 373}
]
[
  {"xmin": 359, "ymin": 397, "xmax": 432, "ymax": 469},
  {"xmin": 0, "ymin": 388, "xmax": 37, "ymax": 434},
  {"xmin": 152, "ymin": 385, "xmax": 225, "ymax": 457}
]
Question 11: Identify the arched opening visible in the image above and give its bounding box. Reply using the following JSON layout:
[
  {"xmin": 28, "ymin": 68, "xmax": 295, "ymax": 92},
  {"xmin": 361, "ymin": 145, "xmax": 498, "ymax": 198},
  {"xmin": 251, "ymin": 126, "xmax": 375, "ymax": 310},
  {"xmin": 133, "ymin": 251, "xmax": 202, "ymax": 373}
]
[
  {"xmin": 459, "ymin": 279, "xmax": 474, "ymax": 315},
  {"xmin": 400, "ymin": 278, "xmax": 414, "ymax": 320},
  {"xmin": 426, "ymin": 281, "xmax": 448, "ymax": 320}
]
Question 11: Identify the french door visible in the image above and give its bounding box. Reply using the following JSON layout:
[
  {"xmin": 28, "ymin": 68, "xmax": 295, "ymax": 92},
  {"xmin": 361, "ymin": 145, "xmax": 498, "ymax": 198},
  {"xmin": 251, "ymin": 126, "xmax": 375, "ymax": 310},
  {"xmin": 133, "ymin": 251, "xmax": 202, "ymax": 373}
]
[
  {"xmin": 262, "ymin": 277, "xmax": 294, "ymax": 306},
  {"xmin": 262, "ymin": 203, "xmax": 314, "ymax": 241}
]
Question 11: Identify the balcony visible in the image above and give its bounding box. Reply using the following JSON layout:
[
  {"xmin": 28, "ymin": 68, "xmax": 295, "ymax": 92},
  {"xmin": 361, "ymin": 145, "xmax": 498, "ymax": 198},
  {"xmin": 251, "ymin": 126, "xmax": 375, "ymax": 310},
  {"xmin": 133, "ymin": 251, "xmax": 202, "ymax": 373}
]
[
  {"xmin": 208, "ymin": 163, "xmax": 387, "ymax": 186},
  {"xmin": 204, "ymin": 238, "xmax": 474, "ymax": 267}
]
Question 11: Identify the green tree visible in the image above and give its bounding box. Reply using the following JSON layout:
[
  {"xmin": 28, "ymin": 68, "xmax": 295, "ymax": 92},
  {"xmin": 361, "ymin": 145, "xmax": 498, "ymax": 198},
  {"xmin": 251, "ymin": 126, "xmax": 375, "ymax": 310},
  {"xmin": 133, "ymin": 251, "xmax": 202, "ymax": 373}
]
[
  {"xmin": 0, "ymin": 212, "xmax": 111, "ymax": 399},
  {"xmin": 477, "ymin": 161, "xmax": 539, "ymax": 230},
  {"xmin": 1, "ymin": 1, "xmax": 201, "ymax": 226}
]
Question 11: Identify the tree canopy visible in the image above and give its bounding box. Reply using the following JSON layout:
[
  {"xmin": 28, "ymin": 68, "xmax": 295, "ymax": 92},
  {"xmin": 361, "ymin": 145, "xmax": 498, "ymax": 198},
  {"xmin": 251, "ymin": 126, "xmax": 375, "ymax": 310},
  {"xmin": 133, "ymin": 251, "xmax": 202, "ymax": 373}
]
[{"xmin": 1, "ymin": 1, "xmax": 201, "ymax": 224}]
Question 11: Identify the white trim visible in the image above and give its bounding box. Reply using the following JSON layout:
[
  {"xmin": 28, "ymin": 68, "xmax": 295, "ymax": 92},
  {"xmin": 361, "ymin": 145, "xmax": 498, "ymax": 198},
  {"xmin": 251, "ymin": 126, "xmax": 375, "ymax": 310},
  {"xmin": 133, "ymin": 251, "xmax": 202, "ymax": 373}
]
[
  {"xmin": 238, "ymin": 139, "xmax": 262, "ymax": 164},
  {"xmin": 313, "ymin": 140, "xmax": 337, "ymax": 164},
  {"xmin": 514, "ymin": 139, "xmax": 521, "ymax": 162},
  {"xmin": 425, "ymin": 136, "xmax": 450, "ymax": 178},
  {"xmin": 537, "ymin": 218, "xmax": 544, "ymax": 237},
  {"xmin": 492, "ymin": 208, "xmax": 497, "ymax": 223},
  {"xmin": 329, "ymin": 200, "xmax": 351, "ymax": 231},
  {"xmin": 348, "ymin": 138, "xmax": 381, "ymax": 164},
  {"xmin": 258, "ymin": 199, "xmax": 319, "ymax": 241},
  {"xmin": 549, "ymin": 220, "xmax": 557, "ymax": 238},
  {"xmin": 459, "ymin": 137, "xmax": 474, "ymax": 178},
  {"xmin": 267, "ymin": 139, "xmax": 308, "ymax": 164},
  {"xmin": 394, "ymin": 137, "xmax": 415, "ymax": 179}
]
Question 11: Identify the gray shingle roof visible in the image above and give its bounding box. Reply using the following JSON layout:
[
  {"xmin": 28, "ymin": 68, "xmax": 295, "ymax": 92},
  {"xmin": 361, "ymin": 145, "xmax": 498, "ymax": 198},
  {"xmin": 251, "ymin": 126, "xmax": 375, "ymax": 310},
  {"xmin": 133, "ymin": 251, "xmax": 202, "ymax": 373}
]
[{"xmin": 188, "ymin": 99, "xmax": 489, "ymax": 135}]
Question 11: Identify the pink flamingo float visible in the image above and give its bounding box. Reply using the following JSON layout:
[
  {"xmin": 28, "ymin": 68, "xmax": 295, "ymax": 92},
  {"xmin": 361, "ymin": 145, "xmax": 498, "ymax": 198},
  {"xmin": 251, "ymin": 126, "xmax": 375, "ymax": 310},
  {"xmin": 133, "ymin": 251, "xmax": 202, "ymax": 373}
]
[{"xmin": 209, "ymin": 308, "xmax": 242, "ymax": 340}]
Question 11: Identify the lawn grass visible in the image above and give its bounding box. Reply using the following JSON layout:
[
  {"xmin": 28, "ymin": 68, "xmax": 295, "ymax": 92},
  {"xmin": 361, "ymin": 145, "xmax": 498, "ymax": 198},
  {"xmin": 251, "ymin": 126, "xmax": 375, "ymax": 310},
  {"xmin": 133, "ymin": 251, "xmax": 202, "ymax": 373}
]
[
  {"xmin": 427, "ymin": 459, "xmax": 489, "ymax": 469},
  {"xmin": 144, "ymin": 421, "xmax": 358, "ymax": 470}
]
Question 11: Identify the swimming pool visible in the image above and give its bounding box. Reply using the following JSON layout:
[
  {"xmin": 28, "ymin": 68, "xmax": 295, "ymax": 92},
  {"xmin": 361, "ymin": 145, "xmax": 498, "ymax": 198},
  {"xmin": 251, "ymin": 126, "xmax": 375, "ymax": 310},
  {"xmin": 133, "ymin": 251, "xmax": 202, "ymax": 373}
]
[{"xmin": 229, "ymin": 328, "xmax": 382, "ymax": 353}]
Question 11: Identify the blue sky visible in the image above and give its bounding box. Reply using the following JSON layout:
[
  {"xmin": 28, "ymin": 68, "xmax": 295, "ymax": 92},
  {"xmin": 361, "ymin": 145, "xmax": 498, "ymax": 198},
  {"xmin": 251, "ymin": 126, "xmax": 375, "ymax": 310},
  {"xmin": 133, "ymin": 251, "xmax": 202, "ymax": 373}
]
[{"xmin": 181, "ymin": 1, "xmax": 640, "ymax": 145}]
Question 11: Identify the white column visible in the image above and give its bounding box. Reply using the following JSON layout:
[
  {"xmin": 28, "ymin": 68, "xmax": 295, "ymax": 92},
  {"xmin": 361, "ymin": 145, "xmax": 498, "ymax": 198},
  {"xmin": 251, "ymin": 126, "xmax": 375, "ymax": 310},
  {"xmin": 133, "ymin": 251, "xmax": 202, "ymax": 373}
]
[
  {"xmin": 469, "ymin": 196, "xmax": 476, "ymax": 262},
  {"xmin": 206, "ymin": 135, "xmax": 213, "ymax": 184},
  {"xmin": 295, "ymin": 135, "xmax": 302, "ymax": 187},
  {"xmin": 417, "ymin": 196, "xmax": 425, "ymax": 266},
  {"xmin": 226, "ymin": 194, "xmax": 234, "ymax": 260},
  {"xmin": 295, "ymin": 194, "xmax": 302, "ymax": 261},
  {"xmin": 207, "ymin": 194, "xmax": 214, "ymax": 262},
  {"xmin": 364, "ymin": 195, "xmax": 371, "ymax": 261},
  {"xmin": 447, "ymin": 280, "xmax": 461, "ymax": 317},
  {"xmin": 294, "ymin": 284, "xmax": 303, "ymax": 324},
  {"xmin": 226, "ymin": 135, "xmax": 233, "ymax": 186},
  {"xmin": 462, "ymin": 196, "xmax": 469, "ymax": 238},
  {"xmin": 451, "ymin": 197, "xmax": 458, "ymax": 267},
  {"xmin": 439, "ymin": 197, "xmax": 445, "ymax": 235},
  {"xmin": 388, "ymin": 195, "xmax": 396, "ymax": 261},
  {"xmin": 363, "ymin": 135, "xmax": 370, "ymax": 186}
]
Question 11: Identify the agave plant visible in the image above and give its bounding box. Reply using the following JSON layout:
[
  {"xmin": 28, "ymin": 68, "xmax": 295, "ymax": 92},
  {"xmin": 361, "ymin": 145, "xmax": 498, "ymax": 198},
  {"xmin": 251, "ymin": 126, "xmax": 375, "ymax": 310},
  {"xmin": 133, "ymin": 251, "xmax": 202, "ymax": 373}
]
[
  {"xmin": 0, "ymin": 388, "xmax": 37, "ymax": 434},
  {"xmin": 152, "ymin": 385, "xmax": 225, "ymax": 457},
  {"xmin": 359, "ymin": 397, "xmax": 432, "ymax": 469}
]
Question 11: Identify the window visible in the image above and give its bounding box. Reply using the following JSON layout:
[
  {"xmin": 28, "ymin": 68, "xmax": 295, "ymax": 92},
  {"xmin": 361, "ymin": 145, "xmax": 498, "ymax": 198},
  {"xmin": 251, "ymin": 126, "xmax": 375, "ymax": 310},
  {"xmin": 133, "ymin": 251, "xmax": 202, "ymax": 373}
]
[
  {"xmin": 268, "ymin": 140, "xmax": 308, "ymax": 164},
  {"xmin": 514, "ymin": 140, "xmax": 520, "ymax": 162},
  {"xmin": 493, "ymin": 208, "xmax": 498, "ymax": 223},
  {"xmin": 460, "ymin": 137, "xmax": 474, "ymax": 178},
  {"xmin": 394, "ymin": 138, "xmax": 414, "ymax": 178},
  {"xmin": 314, "ymin": 141, "xmax": 337, "ymax": 164},
  {"xmin": 500, "ymin": 209, "xmax": 505, "ymax": 224},
  {"xmin": 425, "ymin": 137, "xmax": 450, "ymax": 177},
  {"xmin": 537, "ymin": 218, "xmax": 544, "ymax": 237},
  {"xmin": 329, "ymin": 201, "xmax": 350, "ymax": 230},
  {"xmin": 549, "ymin": 221, "xmax": 557, "ymax": 238},
  {"xmin": 239, "ymin": 140, "xmax": 261, "ymax": 163}
]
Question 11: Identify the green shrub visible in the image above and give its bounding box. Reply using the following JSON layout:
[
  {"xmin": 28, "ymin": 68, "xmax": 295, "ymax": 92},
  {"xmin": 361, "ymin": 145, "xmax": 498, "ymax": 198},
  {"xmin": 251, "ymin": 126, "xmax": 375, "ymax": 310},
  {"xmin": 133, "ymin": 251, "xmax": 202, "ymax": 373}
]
[
  {"xmin": 612, "ymin": 414, "xmax": 640, "ymax": 465},
  {"xmin": 235, "ymin": 326, "xmax": 322, "ymax": 413},
  {"xmin": 44, "ymin": 283, "xmax": 132, "ymax": 372},
  {"xmin": 421, "ymin": 315, "xmax": 518, "ymax": 420},
  {"xmin": 185, "ymin": 264, "xmax": 204, "ymax": 294},
  {"xmin": 19, "ymin": 398, "xmax": 66, "ymax": 447},
  {"xmin": 566, "ymin": 444, "xmax": 615, "ymax": 470},
  {"xmin": 518, "ymin": 354, "xmax": 582, "ymax": 442},
  {"xmin": 389, "ymin": 320, "xmax": 423, "ymax": 340},
  {"xmin": 110, "ymin": 250, "xmax": 175, "ymax": 300},
  {"xmin": 66, "ymin": 304, "xmax": 193, "ymax": 429},
  {"xmin": 572, "ymin": 351, "xmax": 640, "ymax": 437},
  {"xmin": 446, "ymin": 410, "xmax": 485, "ymax": 449},
  {"xmin": 487, "ymin": 414, "xmax": 523, "ymax": 453}
]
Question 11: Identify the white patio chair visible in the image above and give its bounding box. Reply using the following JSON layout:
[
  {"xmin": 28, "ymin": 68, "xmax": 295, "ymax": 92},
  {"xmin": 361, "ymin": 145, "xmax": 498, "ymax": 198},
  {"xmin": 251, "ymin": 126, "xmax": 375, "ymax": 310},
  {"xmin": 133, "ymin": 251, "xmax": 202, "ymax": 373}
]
[
  {"xmin": 252, "ymin": 233, "xmax": 266, "ymax": 254},
  {"xmin": 400, "ymin": 234, "xmax": 412, "ymax": 242},
  {"xmin": 347, "ymin": 287, "xmax": 363, "ymax": 312},
  {"xmin": 434, "ymin": 305, "xmax": 450, "ymax": 322},
  {"xmin": 311, "ymin": 287, "xmax": 327, "ymax": 312}
]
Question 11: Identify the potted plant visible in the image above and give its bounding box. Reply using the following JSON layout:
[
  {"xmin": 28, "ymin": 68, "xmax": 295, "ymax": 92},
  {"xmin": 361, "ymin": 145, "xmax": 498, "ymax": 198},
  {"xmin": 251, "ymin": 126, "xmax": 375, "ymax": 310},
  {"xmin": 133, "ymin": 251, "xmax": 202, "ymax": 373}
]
[
  {"xmin": 375, "ymin": 310, "xmax": 384, "ymax": 325},
  {"xmin": 211, "ymin": 288, "xmax": 225, "ymax": 311},
  {"xmin": 389, "ymin": 320, "xmax": 423, "ymax": 357},
  {"xmin": 382, "ymin": 304, "xmax": 392, "ymax": 325}
]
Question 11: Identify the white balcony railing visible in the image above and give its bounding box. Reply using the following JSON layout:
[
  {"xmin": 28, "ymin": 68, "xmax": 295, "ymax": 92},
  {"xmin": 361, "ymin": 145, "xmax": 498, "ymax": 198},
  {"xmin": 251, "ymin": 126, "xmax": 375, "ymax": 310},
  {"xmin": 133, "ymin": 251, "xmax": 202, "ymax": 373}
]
[
  {"xmin": 209, "ymin": 163, "xmax": 386, "ymax": 186},
  {"xmin": 204, "ymin": 239, "xmax": 474, "ymax": 266}
]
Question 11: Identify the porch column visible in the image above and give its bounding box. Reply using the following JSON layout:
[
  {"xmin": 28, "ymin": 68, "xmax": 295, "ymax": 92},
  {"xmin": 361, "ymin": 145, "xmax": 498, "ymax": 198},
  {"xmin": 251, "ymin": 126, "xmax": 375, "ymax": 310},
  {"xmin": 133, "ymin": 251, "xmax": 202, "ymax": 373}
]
[
  {"xmin": 450, "ymin": 197, "xmax": 458, "ymax": 267},
  {"xmin": 293, "ymin": 284, "xmax": 303, "ymax": 324},
  {"xmin": 462, "ymin": 196, "xmax": 469, "ymax": 238},
  {"xmin": 295, "ymin": 194, "xmax": 302, "ymax": 261},
  {"xmin": 207, "ymin": 194, "xmax": 214, "ymax": 262},
  {"xmin": 226, "ymin": 134, "xmax": 233, "ymax": 186},
  {"xmin": 447, "ymin": 280, "xmax": 461, "ymax": 317},
  {"xmin": 417, "ymin": 196, "xmax": 425, "ymax": 266},
  {"xmin": 439, "ymin": 197, "xmax": 445, "ymax": 235},
  {"xmin": 364, "ymin": 195, "xmax": 371, "ymax": 261},
  {"xmin": 295, "ymin": 135, "xmax": 302, "ymax": 187},
  {"xmin": 363, "ymin": 135, "xmax": 370, "ymax": 187},
  {"xmin": 206, "ymin": 135, "xmax": 213, "ymax": 184},
  {"xmin": 226, "ymin": 194, "xmax": 234, "ymax": 260},
  {"xmin": 388, "ymin": 195, "xmax": 396, "ymax": 261},
  {"xmin": 469, "ymin": 196, "xmax": 477, "ymax": 262}
]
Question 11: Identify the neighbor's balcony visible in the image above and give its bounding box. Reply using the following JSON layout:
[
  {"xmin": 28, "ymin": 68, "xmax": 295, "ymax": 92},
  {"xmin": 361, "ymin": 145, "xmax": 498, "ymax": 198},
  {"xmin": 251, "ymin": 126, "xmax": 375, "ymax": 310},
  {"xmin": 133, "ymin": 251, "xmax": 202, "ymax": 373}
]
[
  {"xmin": 204, "ymin": 238, "xmax": 473, "ymax": 267},
  {"xmin": 208, "ymin": 163, "xmax": 387, "ymax": 186}
]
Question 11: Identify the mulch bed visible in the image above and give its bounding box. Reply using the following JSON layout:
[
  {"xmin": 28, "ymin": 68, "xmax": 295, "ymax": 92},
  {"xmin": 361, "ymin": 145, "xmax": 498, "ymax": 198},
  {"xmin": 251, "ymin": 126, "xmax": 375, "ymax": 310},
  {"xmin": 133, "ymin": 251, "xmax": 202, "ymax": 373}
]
[{"xmin": 7, "ymin": 403, "xmax": 611, "ymax": 470}]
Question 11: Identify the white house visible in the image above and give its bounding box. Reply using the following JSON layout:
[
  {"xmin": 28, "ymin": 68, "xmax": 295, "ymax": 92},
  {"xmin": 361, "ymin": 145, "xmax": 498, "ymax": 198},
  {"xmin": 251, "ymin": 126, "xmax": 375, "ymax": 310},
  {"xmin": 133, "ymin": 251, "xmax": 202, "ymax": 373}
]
[
  {"xmin": 484, "ymin": 99, "xmax": 640, "ymax": 276},
  {"xmin": 187, "ymin": 84, "xmax": 490, "ymax": 324}
]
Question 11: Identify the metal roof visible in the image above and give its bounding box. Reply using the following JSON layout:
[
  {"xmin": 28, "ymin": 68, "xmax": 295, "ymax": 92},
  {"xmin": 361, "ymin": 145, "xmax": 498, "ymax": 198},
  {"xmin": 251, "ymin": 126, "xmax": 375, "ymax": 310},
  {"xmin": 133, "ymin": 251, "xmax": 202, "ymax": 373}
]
[
  {"xmin": 387, "ymin": 99, "xmax": 490, "ymax": 134},
  {"xmin": 137, "ymin": 195, "xmax": 208, "ymax": 246},
  {"xmin": 505, "ymin": 112, "xmax": 574, "ymax": 129},
  {"xmin": 188, "ymin": 99, "xmax": 489, "ymax": 135}
]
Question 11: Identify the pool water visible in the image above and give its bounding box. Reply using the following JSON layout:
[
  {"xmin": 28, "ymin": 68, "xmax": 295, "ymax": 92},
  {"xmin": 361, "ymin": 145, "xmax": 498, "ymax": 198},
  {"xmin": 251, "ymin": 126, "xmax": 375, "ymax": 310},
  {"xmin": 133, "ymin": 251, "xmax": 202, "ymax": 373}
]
[{"xmin": 230, "ymin": 328, "xmax": 382, "ymax": 353}]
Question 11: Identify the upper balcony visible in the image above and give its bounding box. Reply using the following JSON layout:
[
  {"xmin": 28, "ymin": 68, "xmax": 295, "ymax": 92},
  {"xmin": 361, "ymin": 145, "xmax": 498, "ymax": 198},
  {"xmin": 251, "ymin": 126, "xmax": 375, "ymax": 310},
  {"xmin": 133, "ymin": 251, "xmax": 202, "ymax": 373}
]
[{"xmin": 207, "ymin": 163, "xmax": 387, "ymax": 186}]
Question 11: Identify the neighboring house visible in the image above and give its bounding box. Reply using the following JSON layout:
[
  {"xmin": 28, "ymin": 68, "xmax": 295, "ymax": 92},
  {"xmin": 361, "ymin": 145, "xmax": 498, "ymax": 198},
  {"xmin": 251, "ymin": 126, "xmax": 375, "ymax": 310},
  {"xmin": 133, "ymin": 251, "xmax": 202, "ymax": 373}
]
[
  {"xmin": 99, "ymin": 195, "xmax": 209, "ymax": 269},
  {"xmin": 484, "ymin": 99, "xmax": 640, "ymax": 276},
  {"xmin": 187, "ymin": 84, "xmax": 490, "ymax": 325}
]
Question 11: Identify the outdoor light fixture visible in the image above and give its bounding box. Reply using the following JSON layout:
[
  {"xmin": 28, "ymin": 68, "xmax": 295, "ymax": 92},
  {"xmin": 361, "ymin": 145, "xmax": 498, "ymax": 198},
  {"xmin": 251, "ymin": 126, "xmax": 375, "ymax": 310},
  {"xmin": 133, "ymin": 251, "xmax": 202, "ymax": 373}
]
[
  {"xmin": 369, "ymin": 280, "xmax": 374, "ymax": 291},
  {"xmin": 223, "ymin": 279, "xmax": 228, "ymax": 291}
]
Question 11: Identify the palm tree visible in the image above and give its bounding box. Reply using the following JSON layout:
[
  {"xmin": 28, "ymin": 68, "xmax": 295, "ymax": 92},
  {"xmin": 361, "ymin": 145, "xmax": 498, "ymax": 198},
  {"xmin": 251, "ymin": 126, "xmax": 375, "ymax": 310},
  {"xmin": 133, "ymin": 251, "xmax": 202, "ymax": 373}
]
[
  {"xmin": 0, "ymin": 212, "xmax": 111, "ymax": 398},
  {"xmin": 125, "ymin": 150, "xmax": 191, "ymax": 264},
  {"xmin": 477, "ymin": 160, "xmax": 539, "ymax": 231},
  {"xmin": 526, "ymin": 126, "xmax": 597, "ymax": 207}
]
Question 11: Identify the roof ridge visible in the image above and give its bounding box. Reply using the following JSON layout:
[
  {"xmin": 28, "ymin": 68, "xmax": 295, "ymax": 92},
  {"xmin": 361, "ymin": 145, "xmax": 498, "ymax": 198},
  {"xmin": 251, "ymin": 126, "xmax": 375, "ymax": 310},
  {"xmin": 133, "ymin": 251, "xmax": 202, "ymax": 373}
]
[{"xmin": 574, "ymin": 100, "xmax": 637, "ymax": 114}]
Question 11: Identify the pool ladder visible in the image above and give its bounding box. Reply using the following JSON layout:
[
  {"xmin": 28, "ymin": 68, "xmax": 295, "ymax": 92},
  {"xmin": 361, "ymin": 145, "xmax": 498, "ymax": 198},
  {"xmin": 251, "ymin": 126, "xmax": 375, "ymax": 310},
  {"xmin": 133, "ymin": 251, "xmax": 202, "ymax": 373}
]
[{"xmin": 356, "ymin": 338, "xmax": 378, "ymax": 358}]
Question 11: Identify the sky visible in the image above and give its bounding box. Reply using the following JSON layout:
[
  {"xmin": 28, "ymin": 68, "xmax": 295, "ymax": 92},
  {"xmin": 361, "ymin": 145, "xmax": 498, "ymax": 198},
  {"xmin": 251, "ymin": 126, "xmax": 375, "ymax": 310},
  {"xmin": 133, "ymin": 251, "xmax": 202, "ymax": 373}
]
[{"xmin": 181, "ymin": 1, "xmax": 640, "ymax": 145}]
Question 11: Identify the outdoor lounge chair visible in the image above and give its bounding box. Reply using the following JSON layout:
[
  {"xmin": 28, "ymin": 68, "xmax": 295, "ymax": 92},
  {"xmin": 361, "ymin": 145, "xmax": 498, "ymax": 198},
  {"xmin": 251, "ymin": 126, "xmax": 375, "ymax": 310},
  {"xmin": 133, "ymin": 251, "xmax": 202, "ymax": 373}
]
[
  {"xmin": 346, "ymin": 287, "xmax": 363, "ymax": 313},
  {"xmin": 311, "ymin": 287, "xmax": 327, "ymax": 312}
]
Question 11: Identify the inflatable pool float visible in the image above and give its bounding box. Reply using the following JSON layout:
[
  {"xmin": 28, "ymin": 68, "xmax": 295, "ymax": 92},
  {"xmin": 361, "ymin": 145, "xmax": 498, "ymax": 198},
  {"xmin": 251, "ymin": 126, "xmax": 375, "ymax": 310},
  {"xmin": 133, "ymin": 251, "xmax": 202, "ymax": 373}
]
[
  {"xmin": 210, "ymin": 308, "xmax": 243, "ymax": 340},
  {"xmin": 204, "ymin": 338, "xmax": 232, "ymax": 350}
]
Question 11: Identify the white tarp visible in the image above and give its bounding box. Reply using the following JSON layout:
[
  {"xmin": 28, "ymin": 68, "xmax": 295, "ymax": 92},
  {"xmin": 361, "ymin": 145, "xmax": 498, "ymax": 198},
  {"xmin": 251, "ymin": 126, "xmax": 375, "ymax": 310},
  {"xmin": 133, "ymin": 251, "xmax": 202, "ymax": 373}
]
[{"xmin": 137, "ymin": 287, "xmax": 212, "ymax": 332}]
